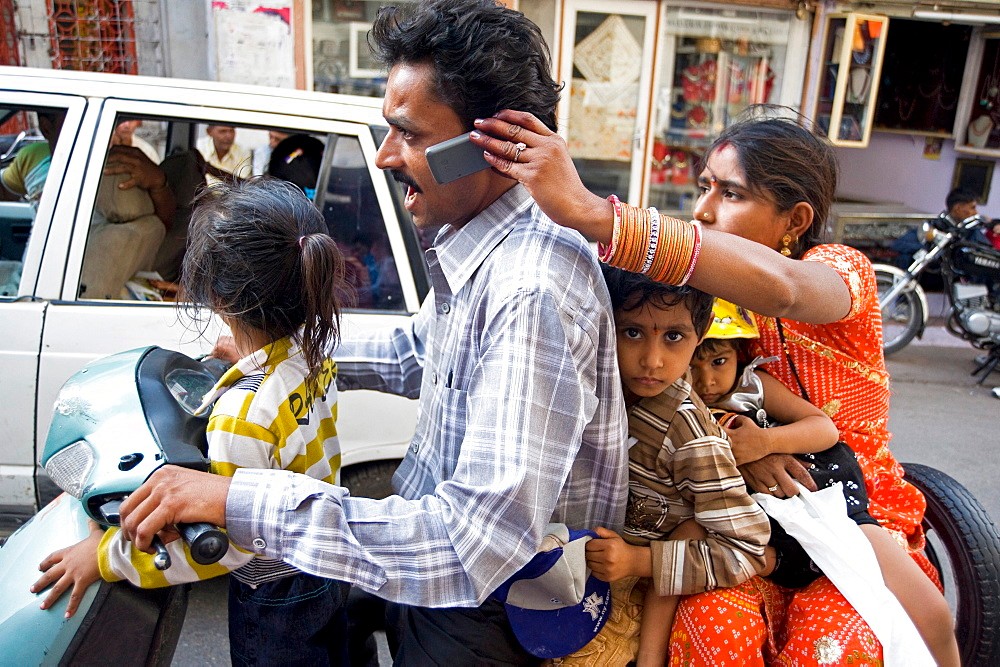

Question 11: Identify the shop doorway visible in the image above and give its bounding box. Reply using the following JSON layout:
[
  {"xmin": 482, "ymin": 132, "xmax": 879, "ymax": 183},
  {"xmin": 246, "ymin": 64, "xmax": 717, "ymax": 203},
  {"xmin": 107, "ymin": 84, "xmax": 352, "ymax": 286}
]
[{"xmin": 557, "ymin": 0, "xmax": 657, "ymax": 204}]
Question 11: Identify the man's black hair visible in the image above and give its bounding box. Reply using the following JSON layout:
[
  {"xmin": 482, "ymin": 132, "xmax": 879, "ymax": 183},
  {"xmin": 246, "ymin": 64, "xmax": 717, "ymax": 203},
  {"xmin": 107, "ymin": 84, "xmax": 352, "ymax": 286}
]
[
  {"xmin": 369, "ymin": 0, "xmax": 561, "ymax": 131},
  {"xmin": 601, "ymin": 265, "xmax": 715, "ymax": 338},
  {"xmin": 946, "ymin": 187, "xmax": 978, "ymax": 211},
  {"xmin": 268, "ymin": 134, "xmax": 324, "ymax": 193}
]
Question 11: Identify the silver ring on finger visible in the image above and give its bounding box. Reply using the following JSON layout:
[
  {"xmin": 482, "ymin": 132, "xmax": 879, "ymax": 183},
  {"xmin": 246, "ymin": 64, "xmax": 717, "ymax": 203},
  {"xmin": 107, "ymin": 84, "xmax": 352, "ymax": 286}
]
[
  {"xmin": 767, "ymin": 484, "xmax": 780, "ymax": 493},
  {"xmin": 512, "ymin": 141, "xmax": 526, "ymax": 162}
]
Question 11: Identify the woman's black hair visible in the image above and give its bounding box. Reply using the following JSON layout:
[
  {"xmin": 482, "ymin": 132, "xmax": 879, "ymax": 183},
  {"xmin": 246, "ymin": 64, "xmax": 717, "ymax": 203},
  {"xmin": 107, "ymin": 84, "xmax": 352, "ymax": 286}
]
[
  {"xmin": 369, "ymin": 0, "xmax": 562, "ymax": 131},
  {"xmin": 602, "ymin": 265, "xmax": 715, "ymax": 338},
  {"xmin": 706, "ymin": 106, "xmax": 839, "ymax": 258},
  {"xmin": 180, "ymin": 177, "xmax": 347, "ymax": 382}
]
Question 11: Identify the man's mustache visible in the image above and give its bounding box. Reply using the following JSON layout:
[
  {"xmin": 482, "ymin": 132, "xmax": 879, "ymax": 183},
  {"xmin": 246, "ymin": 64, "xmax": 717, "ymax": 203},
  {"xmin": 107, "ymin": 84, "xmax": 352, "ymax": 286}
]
[{"xmin": 391, "ymin": 171, "xmax": 422, "ymax": 193}]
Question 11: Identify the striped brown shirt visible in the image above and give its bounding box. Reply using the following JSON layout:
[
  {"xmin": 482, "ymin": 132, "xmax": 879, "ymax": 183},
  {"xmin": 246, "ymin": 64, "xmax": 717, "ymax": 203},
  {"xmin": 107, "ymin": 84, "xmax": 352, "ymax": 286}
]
[{"xmin": 624, "ymin": 372, "xmax": 770, "ymax": 597}]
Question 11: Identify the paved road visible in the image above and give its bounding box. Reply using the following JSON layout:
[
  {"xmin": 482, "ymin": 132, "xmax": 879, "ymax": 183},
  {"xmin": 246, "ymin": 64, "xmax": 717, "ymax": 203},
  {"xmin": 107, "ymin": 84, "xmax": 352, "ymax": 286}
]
[{"xmin": 171, "ymin": 328, "xmax": 999, "ymax": 665}]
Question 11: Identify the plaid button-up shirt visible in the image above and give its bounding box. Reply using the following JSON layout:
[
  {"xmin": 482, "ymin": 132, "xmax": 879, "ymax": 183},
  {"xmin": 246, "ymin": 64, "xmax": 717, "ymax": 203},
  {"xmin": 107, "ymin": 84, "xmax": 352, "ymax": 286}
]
[{"xmin": 227, "ymin": 185, "xmax": 628, "ymax": 607}]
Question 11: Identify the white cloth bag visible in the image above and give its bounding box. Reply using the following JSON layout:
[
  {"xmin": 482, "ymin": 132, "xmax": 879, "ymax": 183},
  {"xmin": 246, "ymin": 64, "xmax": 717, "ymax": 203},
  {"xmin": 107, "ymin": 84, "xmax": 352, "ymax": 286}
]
[{"xmin": 754, "ymin": 483, "xmax": 934, "ymax": 667}]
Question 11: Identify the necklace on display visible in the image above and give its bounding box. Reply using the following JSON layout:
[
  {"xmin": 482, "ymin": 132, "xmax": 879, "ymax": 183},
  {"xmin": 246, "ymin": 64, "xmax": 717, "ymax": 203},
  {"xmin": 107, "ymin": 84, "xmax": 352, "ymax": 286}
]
[
  {"xmin": 968, "ymin": 115, "xmax": 993, "ymax": 148},
  {"xmin": 852, "ymin": 40, "xmax": 873, "ymax": 65},
  {"xmin": 980, "ymin": 46, "xmax": 1000, "ymax": 108},
  {"xmin": 897, "ymin": 94, "xmax": 917, "ymax": 122},
  {"xmin": 847, "ymin": 67, "xmax": 871, "ymax": 104}
]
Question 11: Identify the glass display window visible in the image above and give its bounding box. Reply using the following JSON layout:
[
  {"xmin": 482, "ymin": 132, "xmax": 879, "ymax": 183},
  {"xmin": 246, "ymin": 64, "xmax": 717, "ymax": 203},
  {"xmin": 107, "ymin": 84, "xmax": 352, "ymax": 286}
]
[
  {"xmin": 959, "ymin": 37, "xmax": 1000, "ymax": 153},
  {"xmin": 815, "ymin": 13, "xmax": 889, "ymax": 147},
  {"xmin": 648, "ymin": 5, "xmax": 795, "ymax": 215}
]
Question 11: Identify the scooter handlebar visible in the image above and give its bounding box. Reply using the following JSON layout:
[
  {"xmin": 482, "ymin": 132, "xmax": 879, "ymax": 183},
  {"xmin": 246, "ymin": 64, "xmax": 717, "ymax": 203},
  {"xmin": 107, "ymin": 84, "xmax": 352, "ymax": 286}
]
[{"xmin": 178, "ymin": 522, "xmax": 229, "ymax": 565}]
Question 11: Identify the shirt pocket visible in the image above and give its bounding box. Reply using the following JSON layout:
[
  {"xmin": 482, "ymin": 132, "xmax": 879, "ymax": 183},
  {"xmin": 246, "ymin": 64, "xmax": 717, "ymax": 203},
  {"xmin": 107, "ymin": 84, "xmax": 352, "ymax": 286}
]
[{"xmin": 427, "ymin": 387, "xmax": 469, "ymax": 481}]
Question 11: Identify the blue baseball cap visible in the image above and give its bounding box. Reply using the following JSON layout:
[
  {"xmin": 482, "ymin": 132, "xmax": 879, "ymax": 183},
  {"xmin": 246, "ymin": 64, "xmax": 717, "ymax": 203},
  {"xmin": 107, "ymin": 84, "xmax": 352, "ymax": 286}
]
[{"xmin": 491, "ymin": 524, "xmax": 612, "ymax": 659}]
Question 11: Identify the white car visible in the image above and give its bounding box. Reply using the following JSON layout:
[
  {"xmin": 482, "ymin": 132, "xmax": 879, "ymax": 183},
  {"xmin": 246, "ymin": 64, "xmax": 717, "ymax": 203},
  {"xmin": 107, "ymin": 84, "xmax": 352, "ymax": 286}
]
[{"xmin": 0, "ymin": 67, "xmax": 422, "ymax": 531}]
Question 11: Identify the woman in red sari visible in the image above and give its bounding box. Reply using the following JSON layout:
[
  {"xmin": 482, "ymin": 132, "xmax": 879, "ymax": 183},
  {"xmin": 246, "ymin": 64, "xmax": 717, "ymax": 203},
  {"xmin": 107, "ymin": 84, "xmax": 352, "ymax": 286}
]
[{"xmin": 470, "ymin": 110, "xmax": 954, "ymax": 664}]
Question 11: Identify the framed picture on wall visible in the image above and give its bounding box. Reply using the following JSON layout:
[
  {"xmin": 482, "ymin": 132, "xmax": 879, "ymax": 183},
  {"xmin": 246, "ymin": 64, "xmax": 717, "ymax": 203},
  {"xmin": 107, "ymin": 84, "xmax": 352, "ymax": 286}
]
[
  {"xmin": 348, "ymin": 22, "xmax": 383, "ymax": 78},
  {"xmin": 952, "ymin": 158, "xmax": 995, "ymax": 204}
]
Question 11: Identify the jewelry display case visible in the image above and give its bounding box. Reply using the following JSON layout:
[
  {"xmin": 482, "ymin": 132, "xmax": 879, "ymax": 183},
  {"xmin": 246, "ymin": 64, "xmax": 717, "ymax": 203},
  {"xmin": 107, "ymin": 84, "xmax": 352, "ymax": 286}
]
[
  {"xmin": 815, "ymin": 12, "xmax": 889, "ymax": 148},
  {"xmin": 957, "ymin": 36, "xmax": 1000, "ymax": 155}
]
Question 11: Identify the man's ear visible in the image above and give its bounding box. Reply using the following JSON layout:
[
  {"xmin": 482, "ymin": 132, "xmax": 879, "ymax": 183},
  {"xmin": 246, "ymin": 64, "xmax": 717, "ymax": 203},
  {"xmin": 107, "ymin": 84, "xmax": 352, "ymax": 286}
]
[{"xmin": 785, "ymin": 201, "xmax": 815, "ymax": 241}]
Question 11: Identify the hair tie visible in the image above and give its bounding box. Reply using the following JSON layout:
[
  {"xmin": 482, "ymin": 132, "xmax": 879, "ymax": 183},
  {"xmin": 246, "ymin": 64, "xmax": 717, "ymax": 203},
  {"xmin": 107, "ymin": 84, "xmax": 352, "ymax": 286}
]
[{"xmin": 299, "ymin": 235, "xmax": 308, "ymax": 250}]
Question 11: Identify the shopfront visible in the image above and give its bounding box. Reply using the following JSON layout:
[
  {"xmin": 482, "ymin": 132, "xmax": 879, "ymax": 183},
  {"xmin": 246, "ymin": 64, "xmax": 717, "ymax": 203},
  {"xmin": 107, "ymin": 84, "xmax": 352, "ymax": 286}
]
[
  {"xmin": 310, "ymin": 0, "xmax": 809, "ymax": 217},
  {"xmin": 308, "ymin": 0, "xmax": 1000, "ymax": 232}
]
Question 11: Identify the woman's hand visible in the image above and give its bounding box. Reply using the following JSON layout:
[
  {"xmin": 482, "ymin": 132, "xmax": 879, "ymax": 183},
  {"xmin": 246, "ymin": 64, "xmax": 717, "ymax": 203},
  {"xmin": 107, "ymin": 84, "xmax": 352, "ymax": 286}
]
[
  {"xmin": 31, "ymin": 521, "xmax": 104, "ymax": 617},
  {"xmin": 470, "ymin": 110, "xmax": 612, "ymax": 243},
  {"xmin": 723, "ymin": 415, "xmax": 771, "ymax": 465},
  {"xmin": 739, "ymin": 453, "xmax": 816, "ymax": 497},
  {"xmin": 584, "ymin": 526, "xmax": 651, "ymax": 582}
]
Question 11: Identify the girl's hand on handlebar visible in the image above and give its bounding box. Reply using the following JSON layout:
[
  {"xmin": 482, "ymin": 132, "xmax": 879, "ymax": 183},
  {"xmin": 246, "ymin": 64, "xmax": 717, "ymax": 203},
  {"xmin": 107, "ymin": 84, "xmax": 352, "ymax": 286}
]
[{"xmin": 32, "ymin": 521, "xmax": 103, "ymax": 618}]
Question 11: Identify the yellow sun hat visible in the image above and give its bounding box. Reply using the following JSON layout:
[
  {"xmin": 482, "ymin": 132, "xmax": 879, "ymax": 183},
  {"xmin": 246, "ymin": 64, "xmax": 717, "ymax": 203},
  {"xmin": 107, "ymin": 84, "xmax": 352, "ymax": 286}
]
[{"xmin": 707, "ymin": 299, "xmax": 759, "ymax": 340}]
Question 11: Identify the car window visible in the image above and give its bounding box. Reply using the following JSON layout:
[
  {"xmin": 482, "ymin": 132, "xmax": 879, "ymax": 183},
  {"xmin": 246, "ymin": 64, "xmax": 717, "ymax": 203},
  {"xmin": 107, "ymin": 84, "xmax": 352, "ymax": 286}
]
[
  {"xmin": 0, "ymin": 106, "xmax": 70, "ymax": 297},
  {"xmin": 318, "ymin": 135, "xmax": 405, "ymax": 311},
  {"xmin": 78, "ymin": 114, "xmax": 417, "ymax": 312}
]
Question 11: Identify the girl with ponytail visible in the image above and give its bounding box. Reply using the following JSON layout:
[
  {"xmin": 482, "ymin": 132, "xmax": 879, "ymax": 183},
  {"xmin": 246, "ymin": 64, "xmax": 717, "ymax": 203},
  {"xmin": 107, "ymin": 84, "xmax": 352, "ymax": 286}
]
[{"xmin": 34, "ymin": 177, "xmax": 353, "ymax": 666}]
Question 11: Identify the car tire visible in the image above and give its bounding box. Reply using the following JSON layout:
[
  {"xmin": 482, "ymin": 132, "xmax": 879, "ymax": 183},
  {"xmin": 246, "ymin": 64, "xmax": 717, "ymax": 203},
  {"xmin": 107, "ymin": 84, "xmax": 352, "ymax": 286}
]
[
  {"xmin": 903, "ymin": 462, "xmax": 1000, "ymax": 666},
  {"xmin": 341, "ymin": 460, "xmax": 400, "ymax": 500}
]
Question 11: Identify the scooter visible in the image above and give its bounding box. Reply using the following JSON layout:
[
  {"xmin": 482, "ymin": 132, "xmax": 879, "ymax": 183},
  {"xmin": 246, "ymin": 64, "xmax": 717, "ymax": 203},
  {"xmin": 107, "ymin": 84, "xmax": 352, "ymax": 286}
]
[
  {"xmin": 0, "ymin": 347, "xmax": 228, "ymax": 665},
  {"xmin": 876, "ymin": 213, "xmax": 1000, "ymax": 381}
]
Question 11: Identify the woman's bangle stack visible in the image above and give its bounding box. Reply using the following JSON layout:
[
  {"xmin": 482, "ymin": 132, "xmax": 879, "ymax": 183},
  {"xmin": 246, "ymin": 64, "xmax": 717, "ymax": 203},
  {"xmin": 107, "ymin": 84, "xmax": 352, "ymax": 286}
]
[{"xmin": 598, "ymin": 194, "xmax": 702, "ymax": 286}]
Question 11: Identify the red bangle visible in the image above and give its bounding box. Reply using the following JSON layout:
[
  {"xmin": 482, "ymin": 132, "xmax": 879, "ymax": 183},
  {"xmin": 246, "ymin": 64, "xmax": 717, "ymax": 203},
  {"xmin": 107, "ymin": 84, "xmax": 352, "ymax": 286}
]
[{"xmin": 598, "ymin": 194, "xmax": 623, "ymax": 262}]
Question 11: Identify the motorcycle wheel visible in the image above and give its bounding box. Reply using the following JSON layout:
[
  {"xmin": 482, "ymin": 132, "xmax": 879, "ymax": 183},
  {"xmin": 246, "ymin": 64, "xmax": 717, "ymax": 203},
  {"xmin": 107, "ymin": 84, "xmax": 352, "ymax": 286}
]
[
  {"xmin": 903, "ymin": 463, "xmax": 1000, "ymax": 666},
  {"xmin": 876, "ymin": 267, "xmax": 924, "ymax": 355}
]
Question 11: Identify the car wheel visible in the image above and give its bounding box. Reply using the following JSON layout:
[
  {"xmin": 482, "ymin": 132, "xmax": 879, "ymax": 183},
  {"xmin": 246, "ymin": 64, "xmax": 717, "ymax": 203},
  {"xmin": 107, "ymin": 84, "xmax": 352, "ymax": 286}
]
[
  {"xmin": 341, "ymin": 460, "xmax": 400, "ymax": 500},
  {"xmin": 903, "ymin": 463, "xmax": 1000, "ymax": 666}
]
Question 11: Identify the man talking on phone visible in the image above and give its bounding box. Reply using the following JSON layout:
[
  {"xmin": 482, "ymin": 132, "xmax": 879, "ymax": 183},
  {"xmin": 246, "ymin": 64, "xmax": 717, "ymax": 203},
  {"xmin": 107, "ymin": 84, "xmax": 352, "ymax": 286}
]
[{"xmin": 120, "ymin": 1, "xmax": 627, "ymax": 663}]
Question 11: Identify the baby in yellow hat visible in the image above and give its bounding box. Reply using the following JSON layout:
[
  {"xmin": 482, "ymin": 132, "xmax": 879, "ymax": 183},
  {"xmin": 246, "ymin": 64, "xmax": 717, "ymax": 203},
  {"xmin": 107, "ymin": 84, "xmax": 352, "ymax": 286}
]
[{"xmin": 690, "ymin": 300, "xmax": 958, "ymax": 665}]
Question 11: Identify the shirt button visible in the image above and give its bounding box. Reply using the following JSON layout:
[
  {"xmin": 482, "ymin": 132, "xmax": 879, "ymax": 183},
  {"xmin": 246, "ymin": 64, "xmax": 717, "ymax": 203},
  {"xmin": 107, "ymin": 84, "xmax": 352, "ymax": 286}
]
[
  {"xmin": 411, "ymin": 443, "xmax": 419, "ymax": 453},
  {"xmin": 431, "ymin": 372, "xmax": 438, "ymax": 385},
  {"xmin": 441, "ymin": 303, "xmax": 450, "ymax": 314},
  {"xmin": 252, "ymin": 537, "xmax": 266, "ymax": 550}
]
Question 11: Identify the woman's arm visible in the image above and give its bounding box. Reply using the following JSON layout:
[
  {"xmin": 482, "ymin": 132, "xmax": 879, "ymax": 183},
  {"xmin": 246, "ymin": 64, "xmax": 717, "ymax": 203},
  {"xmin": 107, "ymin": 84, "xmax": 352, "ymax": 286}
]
[
  {"xmin": 727, "ymin": 372, "xmax": 840, "ymax": 464},
  {"xmin": 471, "ymin": 111, "xmax": 850, "ymax": 323}
]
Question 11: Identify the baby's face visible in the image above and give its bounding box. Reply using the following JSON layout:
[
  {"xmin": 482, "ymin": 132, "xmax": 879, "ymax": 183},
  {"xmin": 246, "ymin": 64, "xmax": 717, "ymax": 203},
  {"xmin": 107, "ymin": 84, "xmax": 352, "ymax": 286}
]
[{"xmin": 690, "ymin": 344, "xmax": 740, "ymax": 406}]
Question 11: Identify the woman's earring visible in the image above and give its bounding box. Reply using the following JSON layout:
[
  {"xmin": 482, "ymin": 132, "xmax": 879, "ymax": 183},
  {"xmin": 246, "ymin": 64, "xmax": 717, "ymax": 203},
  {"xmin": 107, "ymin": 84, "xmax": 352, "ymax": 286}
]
[{"xmin": 780, "ymin": 234, "xmax": 795, "ymax": 256}]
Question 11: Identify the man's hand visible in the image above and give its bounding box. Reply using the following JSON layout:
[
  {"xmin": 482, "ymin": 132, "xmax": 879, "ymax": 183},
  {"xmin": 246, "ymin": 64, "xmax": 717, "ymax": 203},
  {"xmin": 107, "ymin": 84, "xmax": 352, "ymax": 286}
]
[
  {"xmin": 584, "ymin": 526, "xmax": 651, "ymax": 582},
  {"xmin": 31, "ymin": 521, "xmax": 103, "ymax": 617},
  {"xmin": 209, "ymin": 334, "xmax": 240, "ymax": 364},
  {"xmin": 739, "ymin": 453, "xmax": 816, "ymax": 497},
  {"xmin": 104, "ymin": 145, "xmax": 167, "ymax": 192},
  {"xmin": 119, "ymin": 466, "xmax": 230, "ymax": 553}
]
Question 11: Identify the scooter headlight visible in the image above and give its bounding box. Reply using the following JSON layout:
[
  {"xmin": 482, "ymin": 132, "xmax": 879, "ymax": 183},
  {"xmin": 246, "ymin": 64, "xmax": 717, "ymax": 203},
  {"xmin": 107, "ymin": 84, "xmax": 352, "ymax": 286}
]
[{"xmin": 44, "ymin": 440, "xmax": 95, "ymax": 498}]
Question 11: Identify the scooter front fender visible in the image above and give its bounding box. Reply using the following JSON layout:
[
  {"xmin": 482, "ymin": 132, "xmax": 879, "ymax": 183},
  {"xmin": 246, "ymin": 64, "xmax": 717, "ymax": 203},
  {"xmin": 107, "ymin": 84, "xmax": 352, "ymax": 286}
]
[
  {"xmin": 0, "ymin": 494, "xmax": 189, "ymax": 666},
  {"xmin": 0, "ymin": 493, "xmax": 96, "ymax": 664}
]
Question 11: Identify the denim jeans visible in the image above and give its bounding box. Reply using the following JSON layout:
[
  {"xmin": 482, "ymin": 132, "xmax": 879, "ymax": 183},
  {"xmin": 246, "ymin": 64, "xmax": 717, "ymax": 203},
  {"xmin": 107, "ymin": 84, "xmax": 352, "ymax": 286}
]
[{"xmin": 228, "ymin": 572, "xmax": 350, "ymax": 666}]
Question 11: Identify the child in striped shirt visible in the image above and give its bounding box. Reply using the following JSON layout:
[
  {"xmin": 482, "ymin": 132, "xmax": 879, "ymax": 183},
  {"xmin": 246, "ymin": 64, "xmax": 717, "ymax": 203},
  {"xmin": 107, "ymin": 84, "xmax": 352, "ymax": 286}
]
[{"xmin": 33, "ymin": 178, "xmax": 351, "ymax": 666}]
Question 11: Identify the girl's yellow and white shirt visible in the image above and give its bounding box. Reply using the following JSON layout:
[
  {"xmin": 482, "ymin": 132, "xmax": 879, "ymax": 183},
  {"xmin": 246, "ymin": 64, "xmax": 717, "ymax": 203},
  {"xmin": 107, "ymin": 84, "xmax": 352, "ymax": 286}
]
[{"xmin": 98, "ymin": 335, "xmax": 340, "ymax": 588}]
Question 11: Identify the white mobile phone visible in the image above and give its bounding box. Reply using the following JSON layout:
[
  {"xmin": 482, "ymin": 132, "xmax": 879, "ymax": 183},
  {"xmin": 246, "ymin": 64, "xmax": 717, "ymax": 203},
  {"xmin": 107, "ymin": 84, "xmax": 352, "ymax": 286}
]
[{"xmin": 425, "ymin": 132, "xmax": 491, "ymax": 185}]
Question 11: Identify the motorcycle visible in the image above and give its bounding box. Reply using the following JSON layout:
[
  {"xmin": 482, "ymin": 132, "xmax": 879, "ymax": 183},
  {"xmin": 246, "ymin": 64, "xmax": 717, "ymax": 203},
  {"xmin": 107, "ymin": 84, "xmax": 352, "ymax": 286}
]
[
  {"xmin": 876, "ymin": 213, "xmax": 1000, "ymax": 380},
  {"xmin": 0, "ymin": 346, "xmax": 228, "ymax": 665}
]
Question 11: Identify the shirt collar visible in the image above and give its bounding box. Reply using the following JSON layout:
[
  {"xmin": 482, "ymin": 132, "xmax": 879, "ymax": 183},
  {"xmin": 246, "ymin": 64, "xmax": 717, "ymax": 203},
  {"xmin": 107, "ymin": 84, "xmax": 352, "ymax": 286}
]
[
  {"xmin": 195, "ymin": 335, "xmax": 297, "ymax": 414},
  {"xmin": 429, "ymin": 184, "xmax": 533, "ymax": 295}
]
